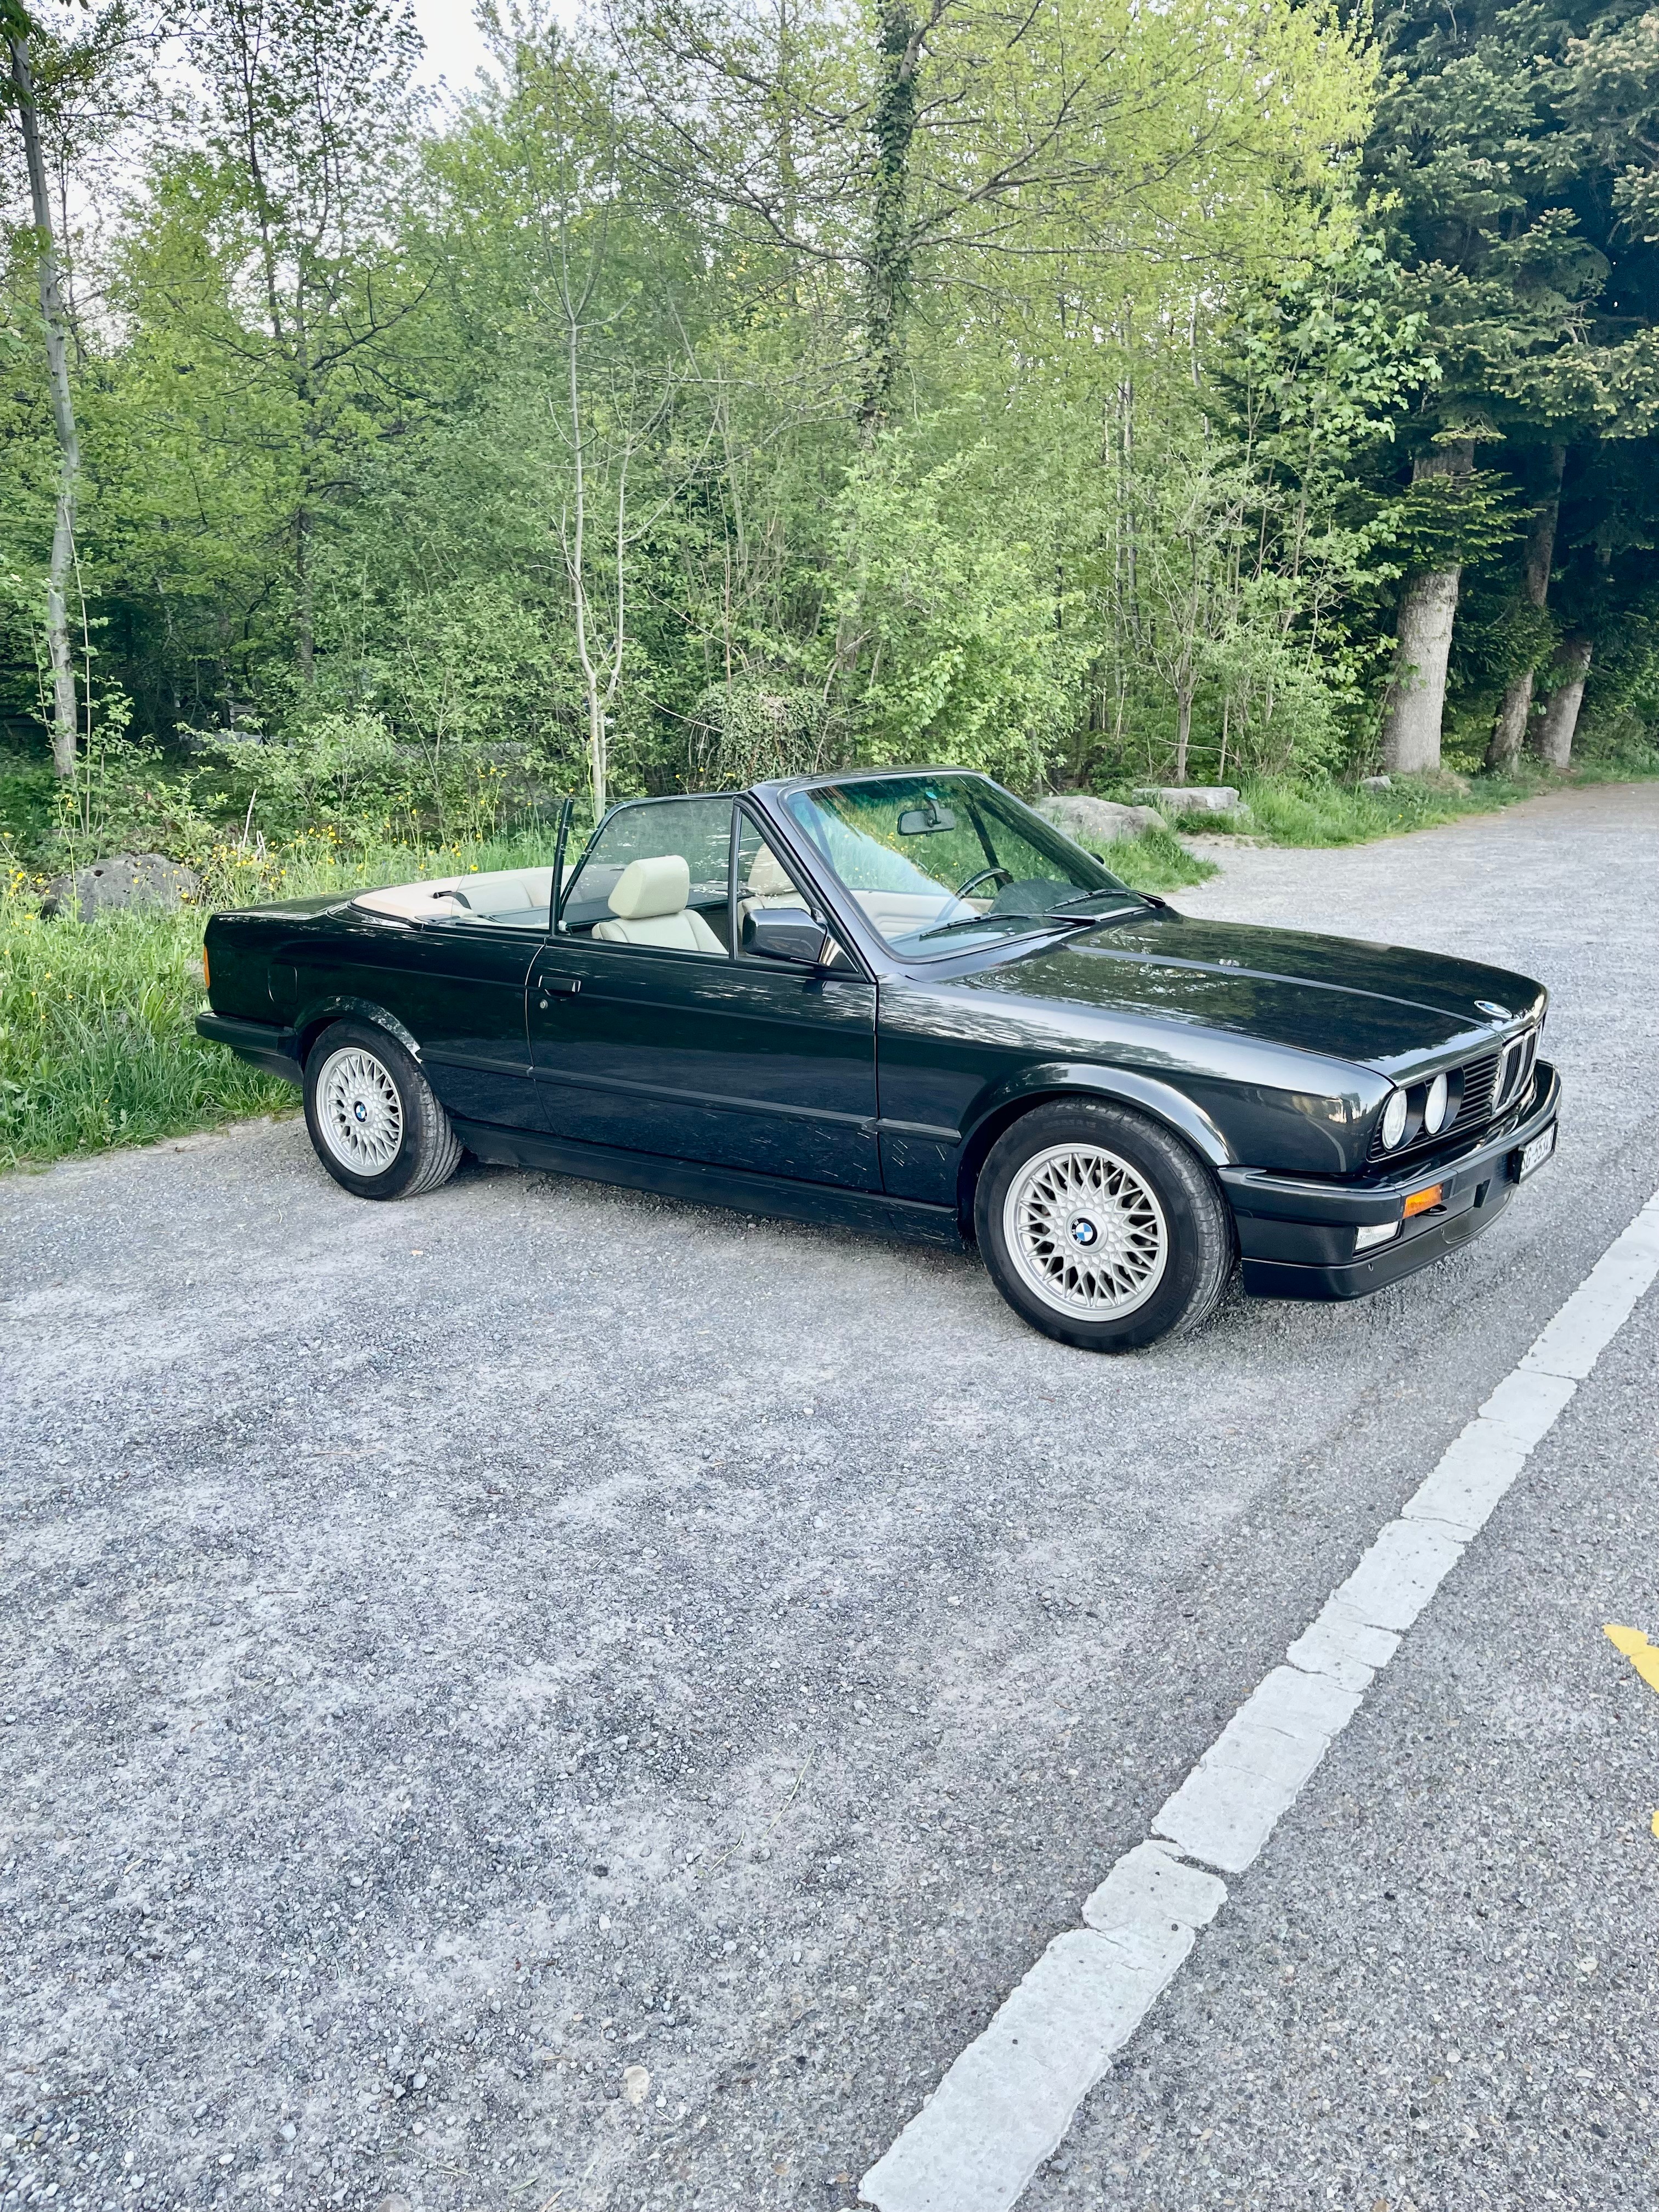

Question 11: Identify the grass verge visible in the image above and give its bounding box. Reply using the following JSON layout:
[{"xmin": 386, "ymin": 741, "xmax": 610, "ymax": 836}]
[
  {"xmin": 1098, "ymin": 825, "xmax": 1220, "ymax": 891},
  {"xmin": 1, "ymin": 830, "xmax": 548, "ymax": 1172},
  {"xmin": 0, "ymin": 896, "xmax": 296, "ymax": 1167},
  {"xmin": 1152, "ymin": 758, "xmax": 1659, "ymax": 849}
]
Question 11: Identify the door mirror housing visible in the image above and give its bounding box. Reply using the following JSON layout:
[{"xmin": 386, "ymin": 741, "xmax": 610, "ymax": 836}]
[{"xmin": 743, "ymin": 906, "xmax": 831, "ymax": 967}]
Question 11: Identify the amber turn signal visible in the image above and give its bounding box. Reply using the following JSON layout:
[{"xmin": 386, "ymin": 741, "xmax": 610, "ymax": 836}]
[
  {"xmin": 201, "ymin": 949, "xmax": 210, "ymax": 991},
  {"xmin": 1403, "ymin": 1182, "xmax": 1444, "ymax": 1218}
]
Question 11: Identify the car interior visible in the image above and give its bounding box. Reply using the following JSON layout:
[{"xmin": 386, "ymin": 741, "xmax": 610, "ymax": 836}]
[{"xmin": 349, "ymin": 819, "xmax": 842, "ymax": 961}]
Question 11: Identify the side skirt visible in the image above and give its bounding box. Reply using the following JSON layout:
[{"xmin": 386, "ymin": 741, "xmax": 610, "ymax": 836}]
[{"xmin": 451, "ymin": 1120, "xmax": 968, "ymax": 1252}]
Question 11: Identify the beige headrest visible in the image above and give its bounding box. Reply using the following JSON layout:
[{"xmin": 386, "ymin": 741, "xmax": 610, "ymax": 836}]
[
  {"xmin": 746, "ymin": 847, "xmax": 794, "ymax": 898},
  {"xmin": 608, "ymin": 854, "xmax": 690, "ymax": 921}
]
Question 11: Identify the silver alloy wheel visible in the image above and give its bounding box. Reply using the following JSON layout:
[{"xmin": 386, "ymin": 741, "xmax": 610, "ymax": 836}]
[
  {"xmin": 316, "ymin": 1046, "xmax": 404, "ymax": 1176},
  {"xmin": 1002, "ymin": 1141, "xmax": 1169, "ymax": 1318}
]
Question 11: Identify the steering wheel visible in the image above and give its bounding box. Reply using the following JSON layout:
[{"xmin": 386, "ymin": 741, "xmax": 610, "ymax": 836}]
[{"xmin": 955, "ymin": 865, "xmax": 1013, "ymax": 901}]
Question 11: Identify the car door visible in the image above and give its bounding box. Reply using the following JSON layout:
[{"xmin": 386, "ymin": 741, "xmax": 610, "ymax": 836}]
[{"xmin": 527, "ymin": 798, "xmax": 882, "ymax": 1190}]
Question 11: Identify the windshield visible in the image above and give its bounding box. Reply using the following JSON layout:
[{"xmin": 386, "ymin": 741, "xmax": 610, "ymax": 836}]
[{"xmin": 781, "ymin": 774, "xmax": 1139, "ymax": 959}]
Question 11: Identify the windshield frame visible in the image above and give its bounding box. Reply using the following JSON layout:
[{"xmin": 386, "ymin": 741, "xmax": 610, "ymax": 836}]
[{"xmin": 764, "ymin": 769, "xmax": 1146, "ymax": 966}]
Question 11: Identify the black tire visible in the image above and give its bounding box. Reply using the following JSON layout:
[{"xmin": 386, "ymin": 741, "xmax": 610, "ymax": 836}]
[
  {"xmin": 974, "ymin": 1099, "xmax": 1236, "ymax": 1351},
  {"xmin": 302, "ymin": 1020, "xmax": 462, "ymax": 1201}
]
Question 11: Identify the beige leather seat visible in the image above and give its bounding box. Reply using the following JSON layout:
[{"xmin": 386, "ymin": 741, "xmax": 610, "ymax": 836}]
[
  {"xmin": 592, "ymin": 855, "xmax": 724, "ymax": 952},
  {"xmin": 746, "ymin": 846, "xmax": 797, "ymax": 902}
]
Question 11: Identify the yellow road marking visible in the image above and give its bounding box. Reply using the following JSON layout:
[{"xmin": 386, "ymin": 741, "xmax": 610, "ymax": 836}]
[
  {"xmin": 1604, "ymin": 1628, "xmax": 1659, "ymax": 1838},
  {"xmin": 1604, "ymin": 1622, "xmax": 1659, "ymax": 1692}
]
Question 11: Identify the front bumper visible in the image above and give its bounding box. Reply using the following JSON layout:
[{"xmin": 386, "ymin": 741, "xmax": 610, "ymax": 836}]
[{"xmin": 1221, "ymin": 1061, "xmax": 1560, "ymax": 1302}]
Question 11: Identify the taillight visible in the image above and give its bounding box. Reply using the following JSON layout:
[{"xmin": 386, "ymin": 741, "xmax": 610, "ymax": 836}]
[{"xmin": 201, "ymin": 947, "xmax": 211, "ymax": 991}]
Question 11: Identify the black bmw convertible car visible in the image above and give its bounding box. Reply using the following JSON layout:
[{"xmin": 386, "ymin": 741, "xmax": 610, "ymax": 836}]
[{"xmin": 197, "ymin": 768, "xmax": 1559, "ymax": 1351}]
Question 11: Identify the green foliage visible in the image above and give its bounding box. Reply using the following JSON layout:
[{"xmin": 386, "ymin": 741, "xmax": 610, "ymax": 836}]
[
  {"xmin": 831, "ymin": 432, "xmax": 1088, "ymax": 782},
  {"xmin": 0, "ymin": 0, "xmax": 1654, "ymax": 914},
  {"xmin": 686, "ymin": 684, "xmax": 835, "ymax": 791},
  {"xmin": 0, "ymin": 815, "xmax": 565, "ymax": 1166}
]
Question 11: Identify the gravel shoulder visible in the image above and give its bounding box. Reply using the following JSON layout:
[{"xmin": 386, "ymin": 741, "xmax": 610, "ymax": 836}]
[{"xmin": 2, "ymin": 780, "xmax": 1656, "ymax": 2212}]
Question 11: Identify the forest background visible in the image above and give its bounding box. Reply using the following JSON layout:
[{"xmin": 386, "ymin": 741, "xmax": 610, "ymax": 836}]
[{"xmin": 1, "ymin": 0, "xmax": 1657, "ymax": 1162}]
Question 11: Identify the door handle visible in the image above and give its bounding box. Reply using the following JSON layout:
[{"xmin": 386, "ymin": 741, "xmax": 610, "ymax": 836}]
[{"xmin": 538, "ymin": 976, "xmax": 581, "ymax": 1007}]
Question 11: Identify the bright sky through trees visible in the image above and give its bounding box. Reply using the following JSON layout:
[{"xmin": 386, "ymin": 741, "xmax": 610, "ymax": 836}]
[
  {"xmin": 1, "ymin": 0, "xmax": 1655, "ymax": 823},
  {"xmin": 411, "ymin": 0, "xmax": 489, "ymax": 91}
]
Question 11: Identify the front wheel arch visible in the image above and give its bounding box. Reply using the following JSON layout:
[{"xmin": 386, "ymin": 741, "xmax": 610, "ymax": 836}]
[{"xmin": 955, "ymin": 1075, "xmax": 1232, "ymax": 1237}]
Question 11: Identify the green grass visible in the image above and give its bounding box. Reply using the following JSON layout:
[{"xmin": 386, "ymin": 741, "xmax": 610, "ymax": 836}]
[
  {"xmin": 0, "ymin": 895, "xmax": 296, "ymax": 1167},
  {"xmin": 1150, "ymin": 755, "xmax": 1658, "ymax": 849},
  {"xmin": 0, "ymin": 827, "xmax": 552, "ymax": 1172},
  {"xmin": 1235, "ymin": 769, "xmax": 1543, "ymax": 846},
  {"xmin": 1098, "ymin": 823, "xmax": 1220, "ymax": 890}
]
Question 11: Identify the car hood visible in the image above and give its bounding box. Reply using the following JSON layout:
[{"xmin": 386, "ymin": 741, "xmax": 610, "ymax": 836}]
[{"xmin": 949, "ymin": 908, "xmax": 1544, "ymax": 1070}]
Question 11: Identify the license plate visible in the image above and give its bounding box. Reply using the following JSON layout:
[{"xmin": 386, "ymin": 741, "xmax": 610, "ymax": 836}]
[{"xmin": 1515, "ymin": 1124, "xmax": 1557, "ymax": 1181}]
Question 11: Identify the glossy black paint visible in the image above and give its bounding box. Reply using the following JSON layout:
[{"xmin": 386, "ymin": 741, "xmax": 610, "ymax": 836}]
[
  {"xmin": 525, "ymin": 939, "xmax": 881, "ymax": 1188},
  {"xmin": 198, "ymin": 769, "xmax": 1557, "ymax": 1303}
]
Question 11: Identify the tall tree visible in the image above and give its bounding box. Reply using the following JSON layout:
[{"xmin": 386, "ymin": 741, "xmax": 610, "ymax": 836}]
[
  {"xmin": 1486, "ymin": 442, "xmax": 1563, "ymax": 766},
  {"xmin": 163, "ymin": 0, "xmax": 427, "ymax": 691},
  {"xmin": 1364, "ymin": 0, "xmax": 1659, "ymax": 771},
  {"xmin": 4, "ymin": 4, "xmax": 82, "ymax": 775}
]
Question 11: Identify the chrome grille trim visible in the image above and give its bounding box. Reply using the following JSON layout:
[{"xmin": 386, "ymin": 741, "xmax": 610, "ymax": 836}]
[{"xmin": 1367, "ymin": 1032, "xmax": 1532, "ymax": 1165}]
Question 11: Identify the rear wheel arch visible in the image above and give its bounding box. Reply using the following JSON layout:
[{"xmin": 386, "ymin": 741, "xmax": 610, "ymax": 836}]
[{"xmin": 295, "ymin": 997, "xmax": 421, "ymax": 1073}]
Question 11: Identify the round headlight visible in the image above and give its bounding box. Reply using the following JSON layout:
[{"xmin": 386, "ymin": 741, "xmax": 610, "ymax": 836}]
[
  {"xmin": 1380, "ymin": 1087, "xmax": 1408, "ymax": 1149},
  {"xmin": 1423, "ymin": 1071, "xmax": 1449, "ymax": 1135}
]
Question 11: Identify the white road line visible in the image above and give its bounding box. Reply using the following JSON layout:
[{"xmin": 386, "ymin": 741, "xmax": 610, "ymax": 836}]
[{"xmin": 862, "ymin": 1184, "xmax": 1659, "ymax": 2212}]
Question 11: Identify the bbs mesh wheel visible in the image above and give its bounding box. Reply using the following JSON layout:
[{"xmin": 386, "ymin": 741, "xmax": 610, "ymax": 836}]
[
  {"xmin": 302, "ymin": 1020, "xmax": 462, "ymax": 1201},
  {"xmin": 975, "ymin": 1099, "xmax": 1235, "ymax": 1351}
]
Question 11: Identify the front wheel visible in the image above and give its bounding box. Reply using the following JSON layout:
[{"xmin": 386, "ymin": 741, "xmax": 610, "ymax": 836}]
[
  {"xmin": 302, "ymin": 1021, "xmax": 462, "ymax": 1201},
  {"xmin": 974, "ymin": 1100, "xmax": 1235, "ymax": 1351}
]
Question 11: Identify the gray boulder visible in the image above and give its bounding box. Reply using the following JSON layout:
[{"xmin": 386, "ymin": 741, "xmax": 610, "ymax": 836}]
[
  {"xmin": 43, "ymin": 853, "xmax": 202, "ymax": 919},
  {"xmin": 1035, "ymin": 793, "xmax": 1166, "ymax": 850},
  {"xmin": 1132, "ymin": 785, "xmax": 1242, "ymax": 815}
]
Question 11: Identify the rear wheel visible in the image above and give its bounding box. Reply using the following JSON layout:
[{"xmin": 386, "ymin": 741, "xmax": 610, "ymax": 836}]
[
  {"xmin": 302, "ymin": 1021, "xmax": 462, "ymax": 1201},
  {"xmin": 974, "ymin": 1099, "xmax": 1235, "ymax": 1351}
]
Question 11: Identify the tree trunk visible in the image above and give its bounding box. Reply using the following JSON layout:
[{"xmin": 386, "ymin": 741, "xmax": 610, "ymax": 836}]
[
  {"xmin": 1174, "ymin": 686, "xmax": 1192, "ymax": 784},
  {"xmin": 1381, "ymin": 567, "xmax": 1460, "ymax": 773},
  {"xmin": 1380, "ymin": 443, "xmax": 1472, "ymax": 776},
  {"xmin": 8, "ymin": 30, "xmax": 82, "ymax": 778},
  {"xmin": 295, "ymin": 504, "xmax": 315, "ymax": 687},
  {"xmin": 859, "ymin": 3, "xmax": 923, "ymax": 437},
  {"xmin": 1486, "ymin": 443, "xmax": 1564, "ymax": 770},
  {"xmin": 1489, "ymin": 668, "xmax": 1535, "ymax": 767},
  {"xmin": 1533, "ymin": 637, "xmax": 1590, "ymax": 770}
]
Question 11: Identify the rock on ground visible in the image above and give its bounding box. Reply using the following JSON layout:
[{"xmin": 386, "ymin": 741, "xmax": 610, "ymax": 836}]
[
  {"xmin": 1131, "ymin": 786, "xmax": 1241, "ymax": 815},
  {"xmin": 1034, "ymin": 794, "xmax": 1166, "ymax": 847},
  {"xmin": 42, "ymin": 854, "xmax": 202, "ymax": 918}
]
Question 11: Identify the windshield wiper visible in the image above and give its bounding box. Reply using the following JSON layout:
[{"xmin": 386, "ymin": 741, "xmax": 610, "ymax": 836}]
[
  {"xmin": 1048, "ymin": 889, "xmax": 1155, "ymax": 916},
  {"xmin": 913, "ymin": 907, "xmax": 1116, "ymax": 946}
]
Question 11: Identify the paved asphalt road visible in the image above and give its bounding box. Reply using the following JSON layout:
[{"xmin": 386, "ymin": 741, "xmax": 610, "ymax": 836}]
[{"xmin": 2, "ymin": 781, "xmax": 1656, "ymax": 2212}]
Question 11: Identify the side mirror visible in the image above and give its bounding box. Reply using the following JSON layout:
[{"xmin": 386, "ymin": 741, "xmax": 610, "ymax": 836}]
[{"xmin": 743, "ymin": 905, "xmax": 831, "ymax": 967}]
